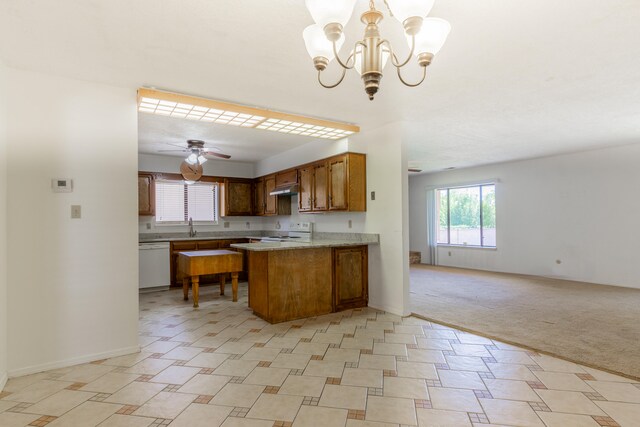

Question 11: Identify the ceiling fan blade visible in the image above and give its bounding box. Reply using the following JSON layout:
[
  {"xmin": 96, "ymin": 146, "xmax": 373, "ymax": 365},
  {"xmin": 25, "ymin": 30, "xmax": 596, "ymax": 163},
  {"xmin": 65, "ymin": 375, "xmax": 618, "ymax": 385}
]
[
  {"xmin": 203, "ymin": 151, "xmax": 231, "ymax": 159},
  {"xmin": 157, "ymin": 149, "xmax": 190, "ymax": 153}
]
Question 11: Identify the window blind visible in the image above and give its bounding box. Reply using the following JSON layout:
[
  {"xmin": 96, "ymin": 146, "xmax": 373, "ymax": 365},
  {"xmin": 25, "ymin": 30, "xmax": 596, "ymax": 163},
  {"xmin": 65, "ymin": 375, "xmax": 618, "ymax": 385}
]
[
  {"xmin": 188, "ymin": 183, "xmax": 218, "ymax": 222},
  {"xmin": 155, "ymin": 180, "xmax": 219, "ymax": 223},
  {"xmin": 156, "ymin": 180, "xmax": 186, "ymax": 222}
]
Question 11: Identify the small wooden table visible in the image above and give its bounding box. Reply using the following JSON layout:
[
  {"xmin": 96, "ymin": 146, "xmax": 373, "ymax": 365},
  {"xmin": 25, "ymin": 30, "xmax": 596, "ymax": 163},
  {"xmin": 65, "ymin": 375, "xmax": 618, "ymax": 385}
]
[{"xmin": 178, "ymin": 249, "xmax": 243, "ymax": 308}]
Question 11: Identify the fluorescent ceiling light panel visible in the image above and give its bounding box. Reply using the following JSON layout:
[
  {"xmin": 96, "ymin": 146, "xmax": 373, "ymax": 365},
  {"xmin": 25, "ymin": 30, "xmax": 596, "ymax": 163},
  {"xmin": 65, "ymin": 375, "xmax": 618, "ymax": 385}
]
[{"xmin": 137, "ymin": 88, "xmax": 359, "ymax": 140}]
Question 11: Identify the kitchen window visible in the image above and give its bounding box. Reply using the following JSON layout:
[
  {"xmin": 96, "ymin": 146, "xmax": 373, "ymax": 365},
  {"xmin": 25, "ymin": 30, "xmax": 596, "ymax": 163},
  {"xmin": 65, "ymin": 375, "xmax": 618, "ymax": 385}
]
[
  {"xmin": 437, "ymin": 184, "xmax": 496, "ymax": 247},
  {"xmin": 155, "ymin": 180, "xmax": 219, "ymax": 224}
]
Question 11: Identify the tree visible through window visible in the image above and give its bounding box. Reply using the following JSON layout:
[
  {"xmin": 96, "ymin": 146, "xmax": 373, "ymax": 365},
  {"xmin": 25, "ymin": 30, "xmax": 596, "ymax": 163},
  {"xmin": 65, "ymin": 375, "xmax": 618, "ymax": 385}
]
[
  {"xmin": 155, "ymin": 180, "xmax": 219, "ymax": 224},
  {"xmin": 437, "ymin": 184, "xmax": 496, "ymax": 247}
]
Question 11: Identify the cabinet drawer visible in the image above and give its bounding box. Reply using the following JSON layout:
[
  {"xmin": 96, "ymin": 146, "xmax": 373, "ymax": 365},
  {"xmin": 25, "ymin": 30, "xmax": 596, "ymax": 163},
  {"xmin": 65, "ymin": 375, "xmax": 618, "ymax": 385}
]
[
  {"xmin": 172, "ymin": 241, "xmax": 198, "ymax": 251},
  {"xmin": 197, "ymin": 241, "xmax": 220, "ymax": 250}
]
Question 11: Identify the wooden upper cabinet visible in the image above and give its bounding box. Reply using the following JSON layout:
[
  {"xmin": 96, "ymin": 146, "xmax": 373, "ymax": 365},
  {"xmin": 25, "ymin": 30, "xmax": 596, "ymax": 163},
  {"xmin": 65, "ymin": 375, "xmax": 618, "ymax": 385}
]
[
  {"xmin": 298, "ymin": 167, "xmax": 313, "ymax": 212},
  {"xmin": 328, "ymin": 156, "xmax": 348, "ymax": 210},
  {"xmin": 252, "ymin": 151, "xmax": 365, "ymax": 216},
  {"xmin": 221, "ymin": 178, "xmax": 253, "ymax": 216},
  {"xmin": 254, "ymin": 178, "xmax": 265, "ymax": 216},
  {"xmin": 264, "ymin": 175, "xmax": 277, "ymax": 215},
  {"xmin": 138, "ymin": 173, "xmax": 155, "ymax": 216},
  {"xmin": 275, "ymin": 169, "xmax": 297, "ymax": 188},
  {"xmin": 313, "ymin": 161, "xmax": 328, "ymax": 211},
  {"xmin": 328, "ymin": 153, "xmax": 366, "ymax": 212}
]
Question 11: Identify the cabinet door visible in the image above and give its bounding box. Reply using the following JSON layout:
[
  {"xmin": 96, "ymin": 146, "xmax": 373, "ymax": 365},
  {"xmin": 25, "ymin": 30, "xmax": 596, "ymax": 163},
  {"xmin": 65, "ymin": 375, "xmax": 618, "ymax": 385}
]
[
  {"xmin": 333, "ymin": 246, "xmax": 368, "ymax": 311},
  {"xmin": 138, "ymin": 173, "xmax": 155, "ymax": 216},
  {"xmin": 264, "ymin": 175, "xmax": 277, "ymax": 215},
  {"xmin": 275, "ymin": 169, "xmax": 297, "ymax": 187},
  {"xmin": 224, "ymin": 179, "xmax": 253, "ymax": 216},
  {"xmin": 254, "ymin": 178, "xmax": 265, "ymax": 216},
  {"xmin": 298, "ymin": 167, "xmax": 313, "ymax": 212},
  {"xmin": 313, "ymin": 162, "xmax": 328, "ymax": 211},
  {"xmin": 328, "ymin": 155, "xmax": 348, "ymax": 210}
]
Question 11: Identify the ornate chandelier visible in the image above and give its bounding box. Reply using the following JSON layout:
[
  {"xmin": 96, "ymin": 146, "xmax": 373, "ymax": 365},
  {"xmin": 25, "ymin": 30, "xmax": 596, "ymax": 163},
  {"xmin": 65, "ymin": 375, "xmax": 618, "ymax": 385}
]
[{"xmin": 302, "ymin": 0, "xmax": 451, "ymax": 100}]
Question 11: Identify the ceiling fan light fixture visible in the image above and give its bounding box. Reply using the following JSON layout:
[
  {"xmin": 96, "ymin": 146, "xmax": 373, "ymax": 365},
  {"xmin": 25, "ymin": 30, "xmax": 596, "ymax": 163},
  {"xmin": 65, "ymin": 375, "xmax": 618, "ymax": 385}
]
[
  {"xmin": 186, "ymin": 153, "xmax": 198, "ymax": 165},
  {"xmin": 197, "ymin": 155, "xmax": 208, "ymax": 165}
]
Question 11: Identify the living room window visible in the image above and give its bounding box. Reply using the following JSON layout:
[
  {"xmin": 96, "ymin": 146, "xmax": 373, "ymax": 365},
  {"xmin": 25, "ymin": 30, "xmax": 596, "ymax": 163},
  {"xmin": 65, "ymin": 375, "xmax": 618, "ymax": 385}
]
[
  {"xmin": 155, "ymin": 180, "xmax": 219, "ymax": 224},
  {"xmin": 437, "ymin": 184, "xmax": 496, "ymax": 247}
]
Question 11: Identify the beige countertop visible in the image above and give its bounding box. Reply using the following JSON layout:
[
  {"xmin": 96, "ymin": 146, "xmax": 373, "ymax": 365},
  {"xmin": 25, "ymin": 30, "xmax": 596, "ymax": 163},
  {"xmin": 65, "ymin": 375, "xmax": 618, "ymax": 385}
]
[{"xmin": 230, "ymin": 238, "xmax": 378, "ymax": 252}]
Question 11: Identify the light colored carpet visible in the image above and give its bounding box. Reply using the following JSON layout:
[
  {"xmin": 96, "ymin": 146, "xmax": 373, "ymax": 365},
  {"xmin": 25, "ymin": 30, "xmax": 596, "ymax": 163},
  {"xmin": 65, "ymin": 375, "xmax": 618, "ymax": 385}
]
[{"xmin": 410, "ymin": 265, "xmax": 640, "ymax": 380}]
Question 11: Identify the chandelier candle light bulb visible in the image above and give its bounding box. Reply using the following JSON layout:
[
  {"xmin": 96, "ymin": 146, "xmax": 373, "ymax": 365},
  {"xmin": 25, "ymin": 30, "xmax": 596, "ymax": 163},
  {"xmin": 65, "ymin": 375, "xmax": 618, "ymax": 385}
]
[{"xmin": 303, "ymin": 0, "xmax": 450, "ymax": 100}]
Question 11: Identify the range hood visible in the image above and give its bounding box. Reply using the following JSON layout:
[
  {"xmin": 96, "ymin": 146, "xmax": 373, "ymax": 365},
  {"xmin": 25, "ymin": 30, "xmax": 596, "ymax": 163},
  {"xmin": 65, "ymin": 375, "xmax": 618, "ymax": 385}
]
[{"xmin": 269, "ymin": 183, "xmax": 298, "ymax": 196}]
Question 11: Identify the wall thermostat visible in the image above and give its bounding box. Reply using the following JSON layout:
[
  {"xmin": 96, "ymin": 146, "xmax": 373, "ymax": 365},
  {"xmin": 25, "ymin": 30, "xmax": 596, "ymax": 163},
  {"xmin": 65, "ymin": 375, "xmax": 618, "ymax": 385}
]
[{"xmin": 52, "ymin": 178, "xmax": 73, "ymax": 193}]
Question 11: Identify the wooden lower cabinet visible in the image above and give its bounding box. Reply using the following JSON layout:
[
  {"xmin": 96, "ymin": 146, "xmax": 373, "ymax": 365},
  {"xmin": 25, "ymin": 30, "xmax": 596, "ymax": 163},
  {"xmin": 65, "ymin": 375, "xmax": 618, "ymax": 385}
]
[
  {"xmin": 170, "ymin": 239, "xmax": 249, "ymax": 286},
  {"xmin": 248, "ymin": 246, "xmax": 369, "ymax": 323},
  {"xmin": 333, "ymin": 246, "xmax": 368, "ymax": 310}
]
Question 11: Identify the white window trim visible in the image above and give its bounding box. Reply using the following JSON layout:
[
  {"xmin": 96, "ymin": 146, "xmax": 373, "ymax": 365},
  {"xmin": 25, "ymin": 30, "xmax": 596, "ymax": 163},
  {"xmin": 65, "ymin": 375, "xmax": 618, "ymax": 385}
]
[{"xmin": 435, "ymin": 182, "xmax": 497, "ymax": 249}]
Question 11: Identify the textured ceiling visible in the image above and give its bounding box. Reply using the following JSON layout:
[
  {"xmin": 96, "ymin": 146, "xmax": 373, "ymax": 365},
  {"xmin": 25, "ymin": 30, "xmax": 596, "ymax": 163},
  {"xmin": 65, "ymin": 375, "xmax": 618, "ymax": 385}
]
[{"xmin": 2, "ymin": 0, "xmax": 639, "ymax": 171}]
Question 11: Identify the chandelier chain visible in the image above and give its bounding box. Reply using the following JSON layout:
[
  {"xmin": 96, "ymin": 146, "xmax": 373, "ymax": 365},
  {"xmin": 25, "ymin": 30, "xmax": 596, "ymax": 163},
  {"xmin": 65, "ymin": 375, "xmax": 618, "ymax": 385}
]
[
  {"xmin": 383, "ymin": 0, "xmax": 394, "ymax": 17},
  {"xmin": 370, "ymin": 0, "xmax": 394, "ymax": 17}
]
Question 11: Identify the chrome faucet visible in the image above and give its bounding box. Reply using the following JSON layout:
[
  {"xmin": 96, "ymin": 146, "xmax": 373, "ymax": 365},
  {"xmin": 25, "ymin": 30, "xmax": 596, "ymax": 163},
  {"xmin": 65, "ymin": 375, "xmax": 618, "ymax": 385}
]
[{"xmin": 188, "ymin": 217, "xmax": 197, "ymax": 237}]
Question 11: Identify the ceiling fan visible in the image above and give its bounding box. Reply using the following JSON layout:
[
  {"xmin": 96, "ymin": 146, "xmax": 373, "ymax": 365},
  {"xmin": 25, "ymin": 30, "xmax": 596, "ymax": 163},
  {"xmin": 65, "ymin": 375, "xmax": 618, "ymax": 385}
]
[{"xmin": 159, "ymin": 139, "xmax": 231, "ymax": 165}]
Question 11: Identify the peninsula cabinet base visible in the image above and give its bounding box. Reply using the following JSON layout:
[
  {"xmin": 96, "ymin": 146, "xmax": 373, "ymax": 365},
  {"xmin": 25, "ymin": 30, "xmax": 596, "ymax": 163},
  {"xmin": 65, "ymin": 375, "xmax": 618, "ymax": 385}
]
[{"xmin": 247, "ymin": 246, "xmax": 368, "ymax": 324}]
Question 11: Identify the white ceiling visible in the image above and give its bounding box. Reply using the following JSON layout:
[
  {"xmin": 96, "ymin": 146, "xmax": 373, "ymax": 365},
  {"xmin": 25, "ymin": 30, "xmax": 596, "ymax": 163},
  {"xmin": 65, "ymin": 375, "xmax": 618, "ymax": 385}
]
[
  {"xmin": 2, "ymin": 0, "xmax": 639, "ymax": 171},
  {"xmin": 137, "ymin": 113, "xmax": 327, "ymax": 163}
]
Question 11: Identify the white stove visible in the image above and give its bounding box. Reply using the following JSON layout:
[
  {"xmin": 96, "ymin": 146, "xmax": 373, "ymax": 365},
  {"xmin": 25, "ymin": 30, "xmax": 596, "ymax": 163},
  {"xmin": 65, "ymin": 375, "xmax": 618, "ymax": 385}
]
[{"xmin": 261, "ymin": 222, "xmax": 313, "ymax": 243}]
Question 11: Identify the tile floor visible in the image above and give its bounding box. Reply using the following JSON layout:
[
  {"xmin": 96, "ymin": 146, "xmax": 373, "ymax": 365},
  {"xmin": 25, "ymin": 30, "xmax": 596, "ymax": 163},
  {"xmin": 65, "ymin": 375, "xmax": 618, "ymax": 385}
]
[{"xmin": 2, "ymin": 283, "xmax": 640, "ymax": 427}]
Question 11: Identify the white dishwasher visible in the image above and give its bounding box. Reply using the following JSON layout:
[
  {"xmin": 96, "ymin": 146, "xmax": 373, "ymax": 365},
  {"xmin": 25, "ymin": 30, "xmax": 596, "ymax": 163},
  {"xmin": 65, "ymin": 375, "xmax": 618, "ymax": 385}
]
[{"xmin": 139, "ymin": 242, "xmax": 171, "ymax": 289}]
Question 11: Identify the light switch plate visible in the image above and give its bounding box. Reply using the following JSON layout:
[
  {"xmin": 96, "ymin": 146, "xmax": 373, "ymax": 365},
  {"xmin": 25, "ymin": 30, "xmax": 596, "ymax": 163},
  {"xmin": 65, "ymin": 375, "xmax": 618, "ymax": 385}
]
[
  {"xmin": 371, "ymin": 191, "xmax": 376, "ymax": 201},
  {"xmin": 71, "ymin": 205, "xmax": 81, "ymax": 219}
]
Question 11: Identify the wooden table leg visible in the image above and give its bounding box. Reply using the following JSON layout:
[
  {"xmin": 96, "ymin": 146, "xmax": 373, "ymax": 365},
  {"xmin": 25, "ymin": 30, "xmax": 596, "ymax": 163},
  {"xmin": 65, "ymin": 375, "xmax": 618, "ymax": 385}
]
[
  {"xmin": 192, "ymin": 276, "xmax": 200, "ymax": 308},
  {"xmin": 182, "ymin": 277, "xmax": 189, "ymax": 301},
  {"xmin": 219, "ymin": 274, "xmax": 225, "ymax": 296},
  {"xmin": 231, "ymin": 272, "xmax": 239, "ymax": 302}
]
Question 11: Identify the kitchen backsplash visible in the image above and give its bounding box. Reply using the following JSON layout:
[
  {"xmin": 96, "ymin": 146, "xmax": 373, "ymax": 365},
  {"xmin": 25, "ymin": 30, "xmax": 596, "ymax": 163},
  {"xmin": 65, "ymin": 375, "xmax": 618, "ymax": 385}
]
[{"xmin": 139, "ymin": 195, "xmax": 367, "ymax": 234}]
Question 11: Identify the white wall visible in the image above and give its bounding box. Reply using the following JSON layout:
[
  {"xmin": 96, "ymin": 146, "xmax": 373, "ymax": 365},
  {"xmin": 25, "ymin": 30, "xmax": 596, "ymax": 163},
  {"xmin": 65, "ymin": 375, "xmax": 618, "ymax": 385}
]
[
  {"xmin": 138, "ymin": 153, "xmax": 264, "ymax": 234},
  {"xmin": 409, "ymin": 144, "xmax": 640, "ymax": 289},
  {"xmin": 0, "ymin": 61, "xmax": 8, "ymax": 388},
  {"xmin": 6, "ymin": 68, "xmax": 140, "ymax": 376},
  {"xmin": 350, "ymin": 124, "xmax": 411, "ymax": 316}
]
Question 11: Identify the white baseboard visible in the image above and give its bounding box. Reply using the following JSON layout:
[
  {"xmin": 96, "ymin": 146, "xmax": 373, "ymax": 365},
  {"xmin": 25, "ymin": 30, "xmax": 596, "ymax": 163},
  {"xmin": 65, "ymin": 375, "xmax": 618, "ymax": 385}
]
[
  {"xmin": 0, "ymin": 371, "xmax": 7, "ymax": 391},
  {"xmin": 8, "ymin": 345, "xmax": 140, "ymax": 378}
]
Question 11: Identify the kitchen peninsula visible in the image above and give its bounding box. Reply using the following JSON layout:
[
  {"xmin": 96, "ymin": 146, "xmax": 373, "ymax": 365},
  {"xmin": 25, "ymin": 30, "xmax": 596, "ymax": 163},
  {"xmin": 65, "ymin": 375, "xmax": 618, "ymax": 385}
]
[{"xmin": 231, "ymin": 234, "xmax": 377, "ymax": 323}]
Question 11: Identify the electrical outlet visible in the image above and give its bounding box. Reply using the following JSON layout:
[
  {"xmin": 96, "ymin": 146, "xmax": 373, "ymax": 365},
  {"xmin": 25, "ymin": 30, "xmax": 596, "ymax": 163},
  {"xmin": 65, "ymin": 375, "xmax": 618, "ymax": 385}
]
[
  {"xmin": 448, "ymin": 251, "xmax": 452, "ymax": 256},
  {"xmin": 348, "ymin": 219, "xmax": 352, "ymax": 229},
  {"xmin": 246, "ymin": 222, "xmax": 250, "ymax": 229},
  {"xmin": 71, "ymin": 205, "xmax": 81, "ymax": 219},
  {"xmin": 145, "ymin": 222, "xmax": 151, "ymax": 230},
  {"xmin": 224, "ymin": 221, "xmax": 230, "ymax": 228}
]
